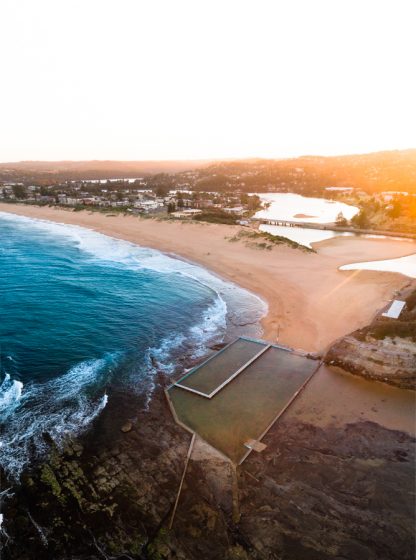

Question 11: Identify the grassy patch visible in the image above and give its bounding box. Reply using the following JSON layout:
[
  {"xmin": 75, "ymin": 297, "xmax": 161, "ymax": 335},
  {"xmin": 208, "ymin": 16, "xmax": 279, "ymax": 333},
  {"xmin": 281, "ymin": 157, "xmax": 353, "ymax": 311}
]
[
  {"xmin": 355, "ymin": 291, "xmax": 416, "ymax": 342},
  {"xmin": 40, "ymin": 464, "xmax": 65, "ymax": 503},
  {"xmin": 228, "ymin": 230, "xmax": 315, "ymax": 252},
  {"xmin": 193, "ymin": 210, "xmax": 238, "ymax": 225},
  {"xmin": 370, "ymin": 321, "xmax": 416, "ymax": 342},
  {"xmin": 405, "ymin": 290, "xmax": 416, "ymax": 312}
]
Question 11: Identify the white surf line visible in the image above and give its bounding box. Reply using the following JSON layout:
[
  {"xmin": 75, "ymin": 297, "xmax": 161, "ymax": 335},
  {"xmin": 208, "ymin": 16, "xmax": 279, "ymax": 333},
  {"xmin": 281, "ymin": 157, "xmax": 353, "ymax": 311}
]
[{"xmin": 174, "ymin": 344, "xmax": 271, "ymax": 399}]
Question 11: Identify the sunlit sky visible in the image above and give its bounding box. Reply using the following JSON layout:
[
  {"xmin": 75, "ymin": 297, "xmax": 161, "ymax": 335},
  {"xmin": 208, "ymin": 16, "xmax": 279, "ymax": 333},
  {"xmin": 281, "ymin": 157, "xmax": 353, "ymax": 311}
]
[{"xmin": 1, "ymin": 0, "xmax": 415, "ymax": 162}]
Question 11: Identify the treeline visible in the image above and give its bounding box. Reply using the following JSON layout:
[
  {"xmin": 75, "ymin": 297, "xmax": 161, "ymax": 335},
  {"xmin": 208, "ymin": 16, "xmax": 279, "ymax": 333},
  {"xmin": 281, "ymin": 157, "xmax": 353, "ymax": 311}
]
[
  {"xmin": 193, "ymin": 150, "xmax": 416, "ymax": 194},
  {"xmin": 349, "ymin": 194, "xmax": 416, "ymax": 232},
  {"xmin": 2, "ymin": 150, "xmax": 415, "ymax": 195}
]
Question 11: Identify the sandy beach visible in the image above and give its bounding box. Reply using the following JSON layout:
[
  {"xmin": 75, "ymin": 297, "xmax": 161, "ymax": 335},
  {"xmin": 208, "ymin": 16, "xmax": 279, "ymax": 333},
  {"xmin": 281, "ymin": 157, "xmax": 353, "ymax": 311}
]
[{"xmin": 1, "ymin": 203, "xmax": 415, "ymax": 353}]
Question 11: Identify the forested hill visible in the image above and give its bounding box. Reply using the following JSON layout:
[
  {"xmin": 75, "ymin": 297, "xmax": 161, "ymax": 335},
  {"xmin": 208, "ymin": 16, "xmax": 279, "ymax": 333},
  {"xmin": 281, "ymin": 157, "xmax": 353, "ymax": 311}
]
[
  {"xmin": 0, "ymin": 150, "xmax": 415, "ymax": 194},
  {"xmin": 0, "ymin": 159, "xmax": 213, "ymax": 181},
  {"xmin": 192, "ymin": 150, "xmax": 416, "ymax": 194}
]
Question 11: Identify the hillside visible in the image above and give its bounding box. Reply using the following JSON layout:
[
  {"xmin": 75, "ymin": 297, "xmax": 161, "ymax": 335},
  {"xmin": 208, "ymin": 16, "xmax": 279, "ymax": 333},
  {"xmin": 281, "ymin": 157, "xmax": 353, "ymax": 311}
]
[
  {"xmin": 326, "ymin": 286, "xmax": 416, "ymax": 389},
  {"xmin": 195, "ymin": 150, "xmax": 416, "ymax": 194},
  {"xmin": 1, "ymin": 150, "xmax": 415, "ymax": 195}
]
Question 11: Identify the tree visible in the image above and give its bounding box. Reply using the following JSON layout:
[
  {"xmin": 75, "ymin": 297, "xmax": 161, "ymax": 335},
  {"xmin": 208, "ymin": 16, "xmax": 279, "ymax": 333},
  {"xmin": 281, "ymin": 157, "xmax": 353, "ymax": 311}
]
[
  {"xmin": 335, "ymin": 211, "xmax": 347, "ymax": 226},
  {"xmin": 177, "ymin": 192, "xmax": 184, "ymax": 208},
  {"xmin": 167, "ymin": 202, "xmax": 176, "ymax": 213},
  {"xmin": 156, "ymin": 185, "xmax": 168, "ymax": 197},
  {"xmin": 247, "ymin": 194, "xmax": 261, "ymax": 211},
  {"xmin": 351, "ymin": 209, "xmax": 370, "ymax": 229},
  {"xmin": 387, "ymin": 200, "xmax": 402, "ymax": 219},
  {"xmin": 12, "ymin": 185, "xmax": 26, "ymax": 199}
]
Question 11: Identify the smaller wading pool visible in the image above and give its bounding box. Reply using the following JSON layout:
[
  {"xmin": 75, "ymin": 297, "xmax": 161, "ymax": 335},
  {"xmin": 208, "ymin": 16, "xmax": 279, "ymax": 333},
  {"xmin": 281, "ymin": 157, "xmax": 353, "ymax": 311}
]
[{"xmin": 167, "ymin": 337, "xmax": 320, "ymax": 464}]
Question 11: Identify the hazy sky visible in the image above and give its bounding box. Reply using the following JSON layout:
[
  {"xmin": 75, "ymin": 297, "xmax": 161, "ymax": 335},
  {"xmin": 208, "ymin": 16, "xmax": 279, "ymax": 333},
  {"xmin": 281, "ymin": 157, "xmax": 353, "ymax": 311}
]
[{"xmin": 1, "ymin": 0, "xmax": 415, "ymax": 161}]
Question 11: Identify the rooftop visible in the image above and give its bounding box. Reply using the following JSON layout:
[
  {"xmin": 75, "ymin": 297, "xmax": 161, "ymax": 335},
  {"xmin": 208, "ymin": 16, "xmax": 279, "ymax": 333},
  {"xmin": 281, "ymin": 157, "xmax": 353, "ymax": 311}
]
[{"xmin": 382, "ymin": 299, "xmax": 406, "ymax": 319}]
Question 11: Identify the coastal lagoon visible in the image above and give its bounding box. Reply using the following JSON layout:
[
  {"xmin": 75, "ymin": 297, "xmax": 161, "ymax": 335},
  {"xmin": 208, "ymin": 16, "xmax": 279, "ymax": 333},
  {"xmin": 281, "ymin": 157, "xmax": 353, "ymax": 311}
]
[
  {"xmin": 259, "ymin": 223, "xmax": 354, "ymax": 248},
  {"xmin": 340, "ymin": 253, "xmax": 416, "ymax": 278},
  {"xmin": 254, "ymin": 192, "xmax": 359, "ymax": 224},
  {"xmin": 0, "ymin": 212, "xmax": 265, "ymax": 478},
  {"xmin": 260, "ymin": 223, "xmax": 416, "ymax": 255},
  {"xmin": 255, "ymin": 193, "xmax": 416, "ymax": 269}
]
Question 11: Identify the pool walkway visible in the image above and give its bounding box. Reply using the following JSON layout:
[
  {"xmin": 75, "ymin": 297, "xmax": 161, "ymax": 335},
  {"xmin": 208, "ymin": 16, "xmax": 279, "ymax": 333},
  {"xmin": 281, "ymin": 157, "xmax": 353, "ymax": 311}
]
[{"xmin": 166, "ymin": 337, "xmax": 321, "ymax": 465}]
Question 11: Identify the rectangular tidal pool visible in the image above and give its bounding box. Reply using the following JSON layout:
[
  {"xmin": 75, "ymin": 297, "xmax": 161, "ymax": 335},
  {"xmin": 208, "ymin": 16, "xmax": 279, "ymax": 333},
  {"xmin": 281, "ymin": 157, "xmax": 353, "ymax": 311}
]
[{"xmin": 167, "ymin": 338, "xmax": 320, "ymax": 464}]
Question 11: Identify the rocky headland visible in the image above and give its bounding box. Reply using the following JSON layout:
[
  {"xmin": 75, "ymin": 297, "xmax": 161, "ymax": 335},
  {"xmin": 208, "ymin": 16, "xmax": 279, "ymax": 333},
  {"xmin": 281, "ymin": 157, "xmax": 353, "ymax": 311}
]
[
  {"xmin": 1, "ymin": 290, "xmax": 415, "ymax": 559},
  {"xmin": 325, "ymin": 335, "xmax": 416, "ymax": 389},
  {"xmin": 325, "ymin": 285, "xmax": 416, "ymax": 390},
  {"xmin": 2, "ymin": 366, "xmax": 415, "ymax": 560}
]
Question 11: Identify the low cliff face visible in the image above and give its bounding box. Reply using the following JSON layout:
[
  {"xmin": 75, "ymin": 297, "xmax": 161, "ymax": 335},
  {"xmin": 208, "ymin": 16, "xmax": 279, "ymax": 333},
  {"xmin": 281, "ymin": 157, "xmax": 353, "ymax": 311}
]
[{"xmin": 326, "ymin": 335, "xmax": 416, "ymax": 390}]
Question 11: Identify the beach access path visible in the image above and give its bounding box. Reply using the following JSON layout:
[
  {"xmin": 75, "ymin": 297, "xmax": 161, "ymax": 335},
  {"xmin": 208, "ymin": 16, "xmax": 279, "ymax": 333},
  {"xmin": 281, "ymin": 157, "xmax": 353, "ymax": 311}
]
[{"xmin": 1, "ymin": 203, "xmax": 414, "ymax": 353}]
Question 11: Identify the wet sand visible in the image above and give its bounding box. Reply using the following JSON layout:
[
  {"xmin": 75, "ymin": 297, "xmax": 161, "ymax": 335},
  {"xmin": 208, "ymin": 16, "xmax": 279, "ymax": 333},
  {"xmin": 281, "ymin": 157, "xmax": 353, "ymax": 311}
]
[
  {"xmin": 287, "ymin": 364, "xmax": 416, "ymax": 435},
  {"xmin": 1, "ymin": 203, "xmax": 415, "ymax": 353}
]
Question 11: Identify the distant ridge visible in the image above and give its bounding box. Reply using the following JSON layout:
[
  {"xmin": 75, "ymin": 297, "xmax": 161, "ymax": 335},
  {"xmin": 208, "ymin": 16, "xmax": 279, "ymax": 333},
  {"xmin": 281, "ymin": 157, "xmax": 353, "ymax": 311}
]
[
  {"xmin": 1, "ymin": 149, "xmax": 414, "ymax": 172},
  {"xmin": 0, "ymin": 159, "xmax": 214, "ymax": 176},
  {"xmin": 0, "ymin": 150, "xmax": 415, "ymax": 193},
  {"xmin": 200, "ymin": 149, "xmax": 416, "ymax": 194}
]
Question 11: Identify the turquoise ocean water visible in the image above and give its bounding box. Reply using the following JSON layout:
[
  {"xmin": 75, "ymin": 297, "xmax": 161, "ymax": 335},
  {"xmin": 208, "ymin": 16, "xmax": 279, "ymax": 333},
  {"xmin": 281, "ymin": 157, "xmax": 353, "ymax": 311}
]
[{"xmin": 0, "ymin": 212, "xmax": 265, "ymax": 478}]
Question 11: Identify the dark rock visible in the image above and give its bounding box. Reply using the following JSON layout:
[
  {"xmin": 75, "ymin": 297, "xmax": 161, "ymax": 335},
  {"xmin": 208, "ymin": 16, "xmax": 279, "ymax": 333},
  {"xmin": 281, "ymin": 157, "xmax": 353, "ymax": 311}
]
[{"xmin": 3, "ymin": 382, "xmax": 415, "ymax": 560}]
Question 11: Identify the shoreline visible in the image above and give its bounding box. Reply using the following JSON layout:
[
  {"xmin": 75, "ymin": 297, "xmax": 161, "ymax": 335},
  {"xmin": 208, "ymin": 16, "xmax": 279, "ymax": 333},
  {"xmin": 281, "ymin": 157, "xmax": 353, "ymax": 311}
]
[
  {"xmin": 2, "ymin": 206, "xmax": 415, "ymax": 560},
  {"xmin": 1, "ymin": 203, "xmax": 415, "ymax": 353}
]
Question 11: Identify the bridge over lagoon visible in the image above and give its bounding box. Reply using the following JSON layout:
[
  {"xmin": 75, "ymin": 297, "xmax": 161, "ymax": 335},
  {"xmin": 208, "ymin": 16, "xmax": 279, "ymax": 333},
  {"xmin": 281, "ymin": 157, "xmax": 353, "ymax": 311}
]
[{"xmin": 253, "ymin": 217, "xmax": 416, "ymax": 240}]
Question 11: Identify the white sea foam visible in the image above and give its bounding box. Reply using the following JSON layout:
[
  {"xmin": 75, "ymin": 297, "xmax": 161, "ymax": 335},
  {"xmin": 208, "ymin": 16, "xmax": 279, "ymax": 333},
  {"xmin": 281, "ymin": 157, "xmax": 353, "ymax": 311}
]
[
  {"xmin": 0, "ymin": 487, "xmax": 12, "ymax": 543},
  {"xmin": 189, "ymin": 296, "xmax": 227, "ymax": 358},
  {"xmin": 0, "ymin": 211, "xmax": 267, "ymax": 477},
  {"xmin": 0, "ymin": 374, "xmax": 23, "ymax": 419},
  {"xmin": 0, "ymin": 359, "xmax": 110, "ymax": 480},
  {"xmin": 0, "ymin": 211, "xmax": 267, "ymax": 338}
]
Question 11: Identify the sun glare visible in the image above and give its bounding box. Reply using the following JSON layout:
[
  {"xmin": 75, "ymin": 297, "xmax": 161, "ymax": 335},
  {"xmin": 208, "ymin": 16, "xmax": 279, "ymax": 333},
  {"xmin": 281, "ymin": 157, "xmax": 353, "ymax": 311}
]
[{"xmin": 1, "ymin": 0, "xmax": 415, "ymax": 161}]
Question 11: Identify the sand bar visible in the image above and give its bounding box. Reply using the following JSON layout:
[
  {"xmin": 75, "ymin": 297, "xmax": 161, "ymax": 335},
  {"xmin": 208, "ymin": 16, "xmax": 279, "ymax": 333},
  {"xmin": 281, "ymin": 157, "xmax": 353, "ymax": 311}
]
[{"xmin": 1, "ymin": 203, "xmax": 415, "ymax": 353}]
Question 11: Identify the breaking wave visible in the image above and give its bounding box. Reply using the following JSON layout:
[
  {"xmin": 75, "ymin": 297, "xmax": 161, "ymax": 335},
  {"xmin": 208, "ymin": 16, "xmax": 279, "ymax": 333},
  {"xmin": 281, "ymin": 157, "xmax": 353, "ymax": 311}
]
[
  {"xmin": 0, "ymin": 211, "xmax": 267, "ymax": 336},
  {"xmin": 0, "ymin": 359, "xmax": 110, "ymax": 480},
  {"xmin": 0, "ymin": 211, "xmax": 267, "ymax": 479}
]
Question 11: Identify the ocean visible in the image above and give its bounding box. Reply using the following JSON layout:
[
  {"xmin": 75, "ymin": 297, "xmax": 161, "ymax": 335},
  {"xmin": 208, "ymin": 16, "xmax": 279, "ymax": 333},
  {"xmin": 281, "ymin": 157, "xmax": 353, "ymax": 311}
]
[{"xmin": 0, "ymin": 212, "xmax": 265, "ymax": 479}]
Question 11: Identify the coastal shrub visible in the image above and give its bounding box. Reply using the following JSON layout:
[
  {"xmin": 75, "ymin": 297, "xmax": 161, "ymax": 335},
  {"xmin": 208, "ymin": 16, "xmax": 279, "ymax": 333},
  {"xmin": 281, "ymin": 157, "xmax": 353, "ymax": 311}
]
[
  {"xmin": 351, "ymin": 209, "xmax": 371, "ymax": 229},
  {"xmin": 229, "ymin": 230, "xmax": 314, "ymax": 253},
  {"xmin": 370, "ymin": 321, "xmax": 416, "ymax": 342},
  {"xmin": 259, "ymin": 231, "xmax": 314, "ymax": 252},
  {"xmin": 353, "ymin": 328, "xmax": 368, "ymax": 342},
  {"xmin": 405, "ymin": 290, "xmax": 416, "ymax": 312},
  {"xmin": 246, "ymin": 241, "xmax": 271, "ymax": 250},
  {"xmin": 194, "ymin": 210, "xmax": 237, "ymax": 225}
]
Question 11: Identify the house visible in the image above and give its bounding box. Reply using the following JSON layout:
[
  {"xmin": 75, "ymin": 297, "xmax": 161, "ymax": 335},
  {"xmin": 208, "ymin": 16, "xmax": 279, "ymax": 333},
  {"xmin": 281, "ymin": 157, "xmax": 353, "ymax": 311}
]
[
  {"xmin": 133, "ymin": 200, "xmax": 159, "ymax": 211},
  {"xmin": 171, "ymin": 209, "xmax": 202, "ymax": 219},
  {"xmin": 223, "ymin": 206, "xmax": 246, "ymax": 216}
]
